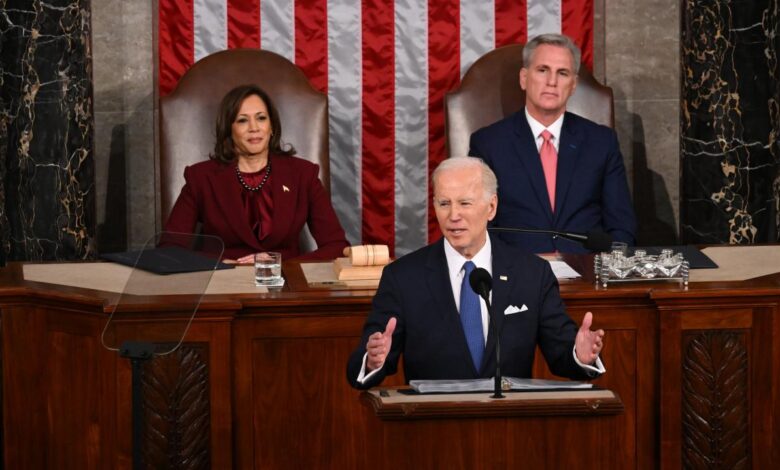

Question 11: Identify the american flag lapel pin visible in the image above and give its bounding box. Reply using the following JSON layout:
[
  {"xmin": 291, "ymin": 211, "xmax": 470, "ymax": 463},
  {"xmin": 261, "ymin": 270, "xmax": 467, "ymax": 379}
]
[{"xmin": 499, "ymin": 275, "xmax": 508, "ymax": 281}]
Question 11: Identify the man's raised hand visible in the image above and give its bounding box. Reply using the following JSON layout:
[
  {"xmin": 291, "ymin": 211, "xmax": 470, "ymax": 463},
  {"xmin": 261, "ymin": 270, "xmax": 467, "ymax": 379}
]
[
  {"xmin": 366, "ymin": 317, "xmax": 396, "ymax": 371},
  {"xmin": 575, "ymin": 312, "xmax": 604, "ymax": 365}
]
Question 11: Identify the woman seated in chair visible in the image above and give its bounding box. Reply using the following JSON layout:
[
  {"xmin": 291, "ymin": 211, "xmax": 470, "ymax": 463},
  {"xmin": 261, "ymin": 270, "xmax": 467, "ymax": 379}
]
[{"xmin": 164, "ymin": 84, "xmax": 349, "ymax": 262}]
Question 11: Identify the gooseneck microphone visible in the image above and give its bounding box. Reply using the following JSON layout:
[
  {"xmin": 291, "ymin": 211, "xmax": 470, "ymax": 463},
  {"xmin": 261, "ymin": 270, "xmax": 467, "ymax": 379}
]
[
  {"xmin": 488, "ymin": 226, "xmax": 614, "ymax": 252},
  {"xmin": 468, "ymin": 267, "xmax": 503, "ymax": 399}
]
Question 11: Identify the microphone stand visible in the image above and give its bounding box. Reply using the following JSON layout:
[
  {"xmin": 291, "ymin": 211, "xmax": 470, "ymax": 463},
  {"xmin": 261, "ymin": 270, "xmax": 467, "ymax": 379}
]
[
  {"xmin": 482, "ymin": 295, "xmax": 503, "ymax": 399},
  {"xmin": 488, "ymin": 226, "xmax": 587, "ymax": 242},
  {"xmin": 120, "ymin": 341, "xmax": 155, "ymax": 470},
  {"xmin": 471, "ymin": 268, "xmax": 503, "ymax": 399},
  {"xmin": 487, "ymin": 226, "xmax": 615, "ymax": 252}
]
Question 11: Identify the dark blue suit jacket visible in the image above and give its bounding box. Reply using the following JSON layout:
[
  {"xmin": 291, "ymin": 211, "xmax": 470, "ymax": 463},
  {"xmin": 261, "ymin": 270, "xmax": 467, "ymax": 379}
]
[
  {"xmin": 346, "ymin": 235, "xmax": 592, "ymax": 389},
  {"xmin": 469, "ymin": 111, "xmax": 636, "ymax": 253}
]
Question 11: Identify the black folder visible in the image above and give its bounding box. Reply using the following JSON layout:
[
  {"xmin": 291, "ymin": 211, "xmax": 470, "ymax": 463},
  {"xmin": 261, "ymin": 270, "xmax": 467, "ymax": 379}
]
[{"xmin": 101, "ymin": 246, "xmax": 234, "ymax": 274}]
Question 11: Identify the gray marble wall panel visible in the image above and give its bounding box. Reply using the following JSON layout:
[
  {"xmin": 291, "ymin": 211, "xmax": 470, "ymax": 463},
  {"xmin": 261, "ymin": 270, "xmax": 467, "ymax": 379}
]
[
  {"xmin": 91, "ymin": 0, "xmax": 156, "ymax": 253},
  {"xmin": 0, "ymin": 0, "xmax": 96, "ymax": 261},
  {"xmin": 606, "ymin": 0, "xmax": 681, "ymax": 245},
  {"xmin": 681, "ymin": 0, "xmax": 780, "ymax": 244}
]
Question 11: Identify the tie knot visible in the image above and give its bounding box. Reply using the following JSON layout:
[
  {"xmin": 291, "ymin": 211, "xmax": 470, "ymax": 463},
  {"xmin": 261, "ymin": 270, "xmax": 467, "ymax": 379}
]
[
  {"xmin": 463, "ymin": 260, "xmax": 476, "ymax": 275},
  {"xmin": 541, "ymin": 130, "xmax": 553, "ymax": 142}
]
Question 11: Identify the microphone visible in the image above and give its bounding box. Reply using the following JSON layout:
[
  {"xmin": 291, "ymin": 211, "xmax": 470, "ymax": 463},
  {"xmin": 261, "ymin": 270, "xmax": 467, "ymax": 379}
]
[
  {"xmin": 468, "ymin": 267, "xmax": 503, "ymax": 399},
  {"xmin": 488, "ymin": 226, "xmax": 613, "ymax": 252},
  {"xmin": 468, "ymin": 267, "xmax": 492, "ymax": 303}
]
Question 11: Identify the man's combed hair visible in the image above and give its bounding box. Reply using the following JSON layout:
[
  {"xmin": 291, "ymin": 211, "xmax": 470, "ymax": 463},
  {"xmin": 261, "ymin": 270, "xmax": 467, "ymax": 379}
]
[
  {"xmin": 523, "ymin": 34, "xmax": 581, "ymax": 74},
  {"xmin": 212, "ymin": 84, "xmax": 296, "ymax": 163},
  {"xmin": 432, "ymin": 156, "xmax": 498, "ymax": 200}
]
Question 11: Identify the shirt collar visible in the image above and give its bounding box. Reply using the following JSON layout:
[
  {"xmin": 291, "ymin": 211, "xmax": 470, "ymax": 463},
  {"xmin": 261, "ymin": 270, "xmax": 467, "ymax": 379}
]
[
  {"xmin": 525, "ymin": 108, "xmax": 565, "ymax": 142},
  {"xmin": 443, "ymin": 235, "xmax": 493, "ymax": 278}
]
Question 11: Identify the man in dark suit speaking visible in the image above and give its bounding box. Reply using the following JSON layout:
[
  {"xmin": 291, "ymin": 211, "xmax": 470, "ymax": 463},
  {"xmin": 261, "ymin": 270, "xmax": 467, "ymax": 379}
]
[
  {"xmin": 346, "ymin": 157, "xmax": 605, "ymax": 389},
  {"xmin": 469, "ymin": 34, "xmax": 636, "ymax": 254}
]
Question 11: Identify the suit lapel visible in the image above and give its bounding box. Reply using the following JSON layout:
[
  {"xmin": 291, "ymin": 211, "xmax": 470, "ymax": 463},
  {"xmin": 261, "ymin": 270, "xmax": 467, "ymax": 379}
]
[
  {"xmin": 210, "ymin": 163, "xmax": 263, "ymax": 250},
  {"xmin": 425, "ymin": 240, "xmax": 480, "ymax": 375},
  {"xmin": 260, "ymin": 156, "xmax": 297, "ymax": 248},
  {"xmin": 553, "ymin": 113, "xmax": 585, "ymax": 225},
  {"xmin": 512, "ymin": 114, "xmax": 554, "ymax": 223}
]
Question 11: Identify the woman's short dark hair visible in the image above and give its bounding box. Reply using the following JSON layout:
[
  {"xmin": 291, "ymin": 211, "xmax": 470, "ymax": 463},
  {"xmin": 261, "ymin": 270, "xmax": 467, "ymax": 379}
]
[{"xmin": 211, "ymin": 84, "xmax": 296, "ymax": 163}]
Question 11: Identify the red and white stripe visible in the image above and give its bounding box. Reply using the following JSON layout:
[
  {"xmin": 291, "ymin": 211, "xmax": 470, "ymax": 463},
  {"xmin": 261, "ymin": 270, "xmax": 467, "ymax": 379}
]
[{"xmin": 159, "ymin": 0, "xmax": 594, "ymax": 256}]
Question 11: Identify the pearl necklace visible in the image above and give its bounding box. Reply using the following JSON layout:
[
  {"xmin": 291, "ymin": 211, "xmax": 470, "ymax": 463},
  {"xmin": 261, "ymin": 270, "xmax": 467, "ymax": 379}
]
[{"xmin": 236, "ymin": 159, "xmax": 271, "ymax": 192}]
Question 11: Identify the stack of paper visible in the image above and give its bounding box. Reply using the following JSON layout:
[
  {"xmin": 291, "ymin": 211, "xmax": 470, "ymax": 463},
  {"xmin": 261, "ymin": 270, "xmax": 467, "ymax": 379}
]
[
  {"xmin": 409, "ymin": 377, "xmax": 593, "ymax": 394},
  {"xmin": 548, "ymin": 260, "xmax": 581, "ymax": 279}
]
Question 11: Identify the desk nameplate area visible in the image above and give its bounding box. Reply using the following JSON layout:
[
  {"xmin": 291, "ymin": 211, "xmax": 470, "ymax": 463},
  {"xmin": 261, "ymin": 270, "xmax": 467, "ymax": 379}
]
[{"xmin": 362, "ymin": 388, "xmax": 623, "ymax": 421}]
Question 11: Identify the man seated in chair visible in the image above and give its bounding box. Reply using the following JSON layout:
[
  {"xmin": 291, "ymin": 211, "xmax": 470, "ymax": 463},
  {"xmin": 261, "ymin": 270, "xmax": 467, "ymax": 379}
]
[{"xmin": 469, "ymin": 34, "xmax": 636, "ymax": 254}]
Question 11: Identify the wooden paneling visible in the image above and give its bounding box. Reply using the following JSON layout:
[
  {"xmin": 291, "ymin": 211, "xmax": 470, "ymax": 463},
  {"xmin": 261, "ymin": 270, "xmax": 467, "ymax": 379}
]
[
  {"xmin": 681, "ymin": 331, "xmax": 749, "ymax": 468},
  {"xmin": 113, "ymin": 318, "xmax": 233, "ymax": 470},
  {"xmin": 365, "ymin": 415, "xmax": 624, "ymax": 468},
  {"xmin": 1, "ymin": 303, "xmax": 116, "ymax": 469},
  {"xmin": 658, "ymin": 298, "xmax": 779, "ymax": 469},
  {"xmin": 251, "ymin": 337, "xmax": 361, "ymax": 467},
  {"xmin": 232, "ymin": 310, "xmax": 405, "ymax": 468},
  {"xmin": 141, "ymin": 344, "xmax": 211, "ymax": 469},
  {"xmin": 2, "ymin": 257, "xmax": 780, "ymax": 468},
  {"xmin": 534, "ymin": 299, "xmax": 657, "ymax": 469}
]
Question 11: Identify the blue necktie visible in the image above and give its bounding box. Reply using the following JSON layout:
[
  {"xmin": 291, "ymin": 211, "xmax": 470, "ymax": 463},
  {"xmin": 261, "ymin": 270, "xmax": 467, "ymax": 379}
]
[{"xmin": 459, "ymin": 261, "xmax": 484, "ymax": 371}]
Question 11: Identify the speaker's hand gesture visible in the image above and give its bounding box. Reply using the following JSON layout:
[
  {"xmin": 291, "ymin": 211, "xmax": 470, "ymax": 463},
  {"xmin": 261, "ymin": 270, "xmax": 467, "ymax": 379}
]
[
  {"xmin": 575, "ymin": 312, "xmax": 604, "ymax": 365},
  {"xmin": 366, "ymin": 317, "xmax": 396, "ymax": 371}
]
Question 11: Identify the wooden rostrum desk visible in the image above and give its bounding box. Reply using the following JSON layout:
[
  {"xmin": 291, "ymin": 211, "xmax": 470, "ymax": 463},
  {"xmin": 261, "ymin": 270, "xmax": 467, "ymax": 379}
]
[{"xmin": 1, "ymin": 246, "xmax": 779, "ymax": 468}]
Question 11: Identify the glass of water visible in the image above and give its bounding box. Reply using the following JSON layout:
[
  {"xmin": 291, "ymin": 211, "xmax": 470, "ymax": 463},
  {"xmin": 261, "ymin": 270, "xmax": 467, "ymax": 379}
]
[{"xmin": 254, "ymin": 252, "xmax": 282, "ymax": 286}]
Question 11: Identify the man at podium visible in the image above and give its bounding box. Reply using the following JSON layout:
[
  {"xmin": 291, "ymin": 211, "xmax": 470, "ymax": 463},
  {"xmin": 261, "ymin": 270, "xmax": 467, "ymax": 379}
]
[{"xmin": 347, "ymin": 157, "xmax": 605, "ymax": 389}]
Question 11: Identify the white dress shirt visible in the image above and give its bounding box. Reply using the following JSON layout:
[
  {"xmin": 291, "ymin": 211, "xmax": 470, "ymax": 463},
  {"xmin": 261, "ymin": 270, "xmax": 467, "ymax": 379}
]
[
  {"xmin": 525, "ymin": 108, "xmax": 565, "ymax": 153},
  {"xmin": 443, "ymin": 235, "xmax": 492, "ymax": 342}
]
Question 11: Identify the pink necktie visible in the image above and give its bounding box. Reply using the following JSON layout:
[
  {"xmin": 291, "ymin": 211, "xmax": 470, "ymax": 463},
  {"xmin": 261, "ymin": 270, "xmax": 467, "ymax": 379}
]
[{"xmin": 540, "ymin": 130, "xmax": 557, "ymax": 211}]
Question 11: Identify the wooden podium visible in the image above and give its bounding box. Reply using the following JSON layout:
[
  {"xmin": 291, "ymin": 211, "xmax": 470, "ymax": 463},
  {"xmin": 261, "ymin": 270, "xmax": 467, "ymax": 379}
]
[{"xmin": 361, "ymin": 388, "xmax": 625, "ymax": 468}]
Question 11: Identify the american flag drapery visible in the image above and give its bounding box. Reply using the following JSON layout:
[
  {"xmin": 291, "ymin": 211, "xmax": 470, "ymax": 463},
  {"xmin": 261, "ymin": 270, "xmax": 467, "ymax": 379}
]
[{"xmin": 159, "ymin": 0, "xmax": 594, "ymax": 256}]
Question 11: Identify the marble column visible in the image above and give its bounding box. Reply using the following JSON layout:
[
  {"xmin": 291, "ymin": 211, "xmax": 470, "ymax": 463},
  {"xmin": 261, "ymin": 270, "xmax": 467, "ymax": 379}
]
[
  {"xmin": 681, "ymin": 0, "xmax": 780, "ymax": 244},
  {"xmin": 0, "ymin": 0, "xmax": 96, "ymax": 261}
]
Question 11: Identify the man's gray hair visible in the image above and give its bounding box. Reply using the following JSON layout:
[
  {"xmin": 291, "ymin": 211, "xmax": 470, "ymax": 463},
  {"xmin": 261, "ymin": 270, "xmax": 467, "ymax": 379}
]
[
  {"xmin": 523, "ymin": 33, "xmax": 581, "ymax": 74},
  {"xmin": 432, "ymin": 156, "xmax": 498, "ymax": 200}
]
